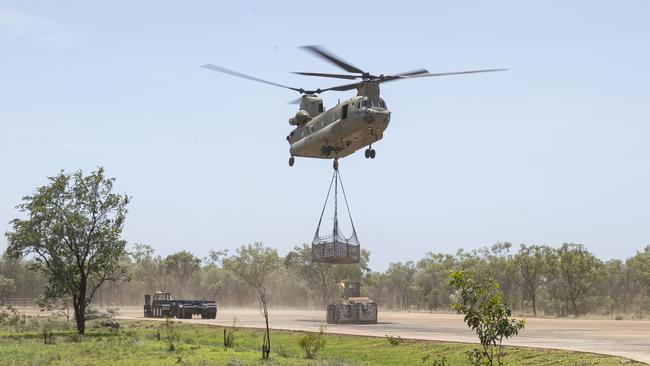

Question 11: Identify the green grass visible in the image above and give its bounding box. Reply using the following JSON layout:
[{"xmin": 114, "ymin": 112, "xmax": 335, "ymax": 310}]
[{"xmin": 0, "ymin": 318, "xmax": 644, "ymax": 366}]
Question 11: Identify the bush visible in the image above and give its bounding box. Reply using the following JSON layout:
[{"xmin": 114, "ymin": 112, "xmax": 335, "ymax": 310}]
[
  {"xmin": 0, "ymin": 305, "xmax": 22, "ymax": 326},
  {"xmin": 298, "ymin": 325, "xmax": 327, "ymax": 359},
  {"xmin": 85, "ymin": 305, "xmax": 120, "ymax": 320},
  {"xmin": 161, "ymin": 317, "xmax": 179, "ymax": 351},
  {"xmin": 224, "ymin": 318, "xmax": 238, "ymax": 348},
  {"xmin": 449, "ymin": 270, "xmax": 525, "ymax": 366},
  {"xmin": 385, "ymin": 334, "xmax": 403, "ymax": 346}
]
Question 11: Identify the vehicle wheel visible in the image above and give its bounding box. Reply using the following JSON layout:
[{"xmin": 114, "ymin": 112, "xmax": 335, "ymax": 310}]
[
  {"xmin": 364, "ymin": 149, "xmax": 370, "ymax": 159},
  {"xmin": 370, "ymin": 149, "xmax": 376, "ymax": 159},
  {"xmin": 333, "ymin": 159, "xmax": 339, "ymax": 170},
  {"xmin": 289, "ymin": 156, "xmax": 295, "ymax": 167}
]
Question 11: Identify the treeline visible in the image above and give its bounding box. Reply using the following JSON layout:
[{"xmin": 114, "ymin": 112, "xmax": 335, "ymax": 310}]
[{"xmin": 2, "ymin": 242, "xmax": 650, "ymax": 318}]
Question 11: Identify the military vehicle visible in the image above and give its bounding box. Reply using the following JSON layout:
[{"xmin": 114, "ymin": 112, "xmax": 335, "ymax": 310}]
[
  {"xmin": 143, "ymin": 292, "xmax": 217, "ymax": 319},
  {"xmin": 202, "ymin": 45, "xmax": 505, "ymax": 169},
  {"xmin": 326, "ymin": 280, "xmax": 377, "ymax": 324}
]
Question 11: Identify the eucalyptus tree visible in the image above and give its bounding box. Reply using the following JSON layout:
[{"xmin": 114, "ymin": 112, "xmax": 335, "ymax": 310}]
[
  {"xmin": 223, "ymin": 242, "xmax": 280, "ymax": 359},
  {"xmin": 557, "ymin": 243, "xmax": 603, "ymax": 315},
  {"xmin": 513, "ymin": 244, "xmax": 553, "ymax": 316},
  {"xmin": 5, "ymin": 168, "xmax": 130, "ymax": 334}
]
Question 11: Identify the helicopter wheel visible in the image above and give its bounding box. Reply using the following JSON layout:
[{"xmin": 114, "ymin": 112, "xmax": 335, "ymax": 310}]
[
  {"xmin": 333, "ymin": 159, "xmax": 339, "ymax": 170},
  {"xmin": 364, "ymin": 149, "xmax": 370, "ymax": 159},
  {"xmin": 369, "ymin": 149, "xmax": 376, "ymax": 159},
  {"xmin": 289, "ymin": 156, "xmax": 295, "ymax": 167}
]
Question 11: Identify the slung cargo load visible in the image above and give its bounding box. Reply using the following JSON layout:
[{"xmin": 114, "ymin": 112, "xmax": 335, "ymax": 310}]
[
  {"xmin": 143, "ymin": 292, "xmax": 217, "ymax": 319},
  {"xmin": 312, "ymin": 167, "xmax": 360, "ymax": 264}
]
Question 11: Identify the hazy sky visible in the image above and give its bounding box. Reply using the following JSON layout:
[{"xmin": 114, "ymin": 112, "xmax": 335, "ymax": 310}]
[{"xmin": 1, "ymin": 1, "xmax": 649, "ymax": 270}]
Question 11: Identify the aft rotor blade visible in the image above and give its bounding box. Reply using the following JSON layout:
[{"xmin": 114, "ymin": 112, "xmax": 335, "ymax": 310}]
[
  {"xmin": 321, "ymin": 82, "xmax": 362, "ymax": 92},
  {"xmin": 408, "ymin": 68, "xmax": 508, "ymax": 79},
  {"xmin": 201, "ymin": 64, "xmax": 303, "ymax": 92},
  {"xmin": 379, "ymin": 69, "xmax": 431, "ymax": 82},
  {"xmin": 380, "ymin": 68, "xmax": 508, "ymax": 83},
  {"xmin": 291, "ymin": 71, "xmax": 359, "ymax": 80},
  {"xmin": 300, "ymin": 45, "xmax": 364, "ymax": 74}
]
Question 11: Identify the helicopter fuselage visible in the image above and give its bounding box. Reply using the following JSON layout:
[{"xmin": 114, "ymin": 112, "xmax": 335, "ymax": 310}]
[{"xmin": 287, "ymin": 94, "xmax": 390, "ymax": 159}]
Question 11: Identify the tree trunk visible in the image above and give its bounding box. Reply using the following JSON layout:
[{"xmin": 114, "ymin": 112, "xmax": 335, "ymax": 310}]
[
  {"xmin": 73, "ymin": 295, "xmax": 86, "ymax": 335},
  {"xmin": 261, "ymin": 294, "xmax": 271, "ymax": 359},
  {"xmin": 74, "ymin": 279, "xmax": 87, "ymax": 335},
  {"xmin": 531, "ymin": 292, "xmax": 537, "ymax": 317}
]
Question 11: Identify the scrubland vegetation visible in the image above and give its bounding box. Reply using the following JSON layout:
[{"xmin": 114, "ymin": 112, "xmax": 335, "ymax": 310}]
[
  {"xmin": 4, "ymin": 241, "xmax": 649, "ymax": 320},
  {"xmin": 0, "ymin": 310, "xmax": 643, "ymax": 366}
]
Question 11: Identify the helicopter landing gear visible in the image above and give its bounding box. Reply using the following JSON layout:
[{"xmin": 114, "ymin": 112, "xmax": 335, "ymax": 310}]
[
  {"xmin": 364, "ymin": 146, "xmax": 376, "ymax": 159},
  {"xmin": 333, "ymin": 158, "xmax": 339, "ymax": 171},
  {"xmin": 289, "ymin": 156, "xmax": 295, "ymax": 167}
]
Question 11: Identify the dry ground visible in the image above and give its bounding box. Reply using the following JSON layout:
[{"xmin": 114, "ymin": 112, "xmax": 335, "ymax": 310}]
[{"xmin": 97, "ymin": 307, "xmax": 650, "ymax": 364}]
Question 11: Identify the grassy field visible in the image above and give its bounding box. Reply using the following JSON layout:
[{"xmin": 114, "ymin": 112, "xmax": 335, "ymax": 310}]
[{"xmin": 0, "ymin": 317, "xmax": 644, "ymax": 366}]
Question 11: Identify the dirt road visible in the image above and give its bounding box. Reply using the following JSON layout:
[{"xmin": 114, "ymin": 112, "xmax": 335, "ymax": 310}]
[{"xmin": 116, "ymin": 307, "xmax": 650, "ymax": 363}]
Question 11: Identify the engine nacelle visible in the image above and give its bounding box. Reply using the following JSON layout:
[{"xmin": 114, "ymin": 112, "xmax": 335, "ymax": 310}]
[{"xmin": 289, "ymin": 110, "xmax": 311, "ymax": 126}]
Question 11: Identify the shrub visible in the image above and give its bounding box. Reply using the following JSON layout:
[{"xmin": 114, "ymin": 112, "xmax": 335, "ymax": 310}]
[
  {"xmin": 449, "ymin": 270, "xmax": 525, "ymax": 366},
  {"xmin": 224, "ymin": 318, "xmax": 238, "ymax": 348},
  {"xmin": 386, "ymin": 334, "xmax": 403, "ymax": 346},
  {"xmin": 161, "ymin": 317, "xmax": 179, "ymax": 351},
  {"xmin": 298, "ymin": 325, "xmax": 327, "ymax": 359},
  {"xmin": 422, "ymin": 354, "xmax": 449, "ymax": 366},
  {"xmin": 0, "ymin": 305, "xmax": 22, "ymax": 326}
]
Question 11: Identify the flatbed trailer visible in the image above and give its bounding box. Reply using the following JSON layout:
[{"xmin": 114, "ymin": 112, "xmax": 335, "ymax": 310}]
[{"xmin": 144, "ymin": 292, "xmax": 217, "ymax": 319}]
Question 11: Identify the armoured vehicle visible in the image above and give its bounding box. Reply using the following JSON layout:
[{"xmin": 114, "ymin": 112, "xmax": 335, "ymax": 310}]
[
  {"xmin": 144, "ymin": 292, "xmax": 217, "ymax": 319},
  {"xmin": 326, "ymin": 281, "xmax": 377, "ymax": 324}
]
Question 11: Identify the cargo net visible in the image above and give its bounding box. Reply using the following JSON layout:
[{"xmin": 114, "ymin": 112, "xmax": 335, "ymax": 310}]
[{"xmin": 312, "ymin": 168, "xmax": 360, "ymax": 264}]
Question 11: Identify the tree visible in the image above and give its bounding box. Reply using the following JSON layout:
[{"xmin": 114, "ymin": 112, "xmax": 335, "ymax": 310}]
[
  {"xmin": 285, "ymin": 244, "xmax": 370, "ymax": 307},
  {"xmin": 164, "ymin": 250, "xmax": 201, "ymax": 298},
  {"xmin": 223, "ymin": 242, "xmax": 280, "ymax": 359},
  {"xmin": 627, "ymin": 246, "xmax": 650, "ymax": 302},
  {"xmin": 415, "ymin": 253, "xmax": 456, "ymax": 312},
  {"xmin": 385, "ymin": 261, "xmax": 417, "ymax": 310},
  {"xmin": 513, "ymin": 244, "xmax": 553, "ymax": 316},
  {"xmin": 557, "ymin": 243, "xmax": 603, "ymax": 315},
  {"xmin": 5, "ymin": 168, "xmax": 130, "ymax": 334},
  {"xmin": 0, "ymin": 275, "xmax": 16, "ymax": 300},
  {"xmin": 449, "ymin": 270, "xmax": 525, "ymax": 366}
]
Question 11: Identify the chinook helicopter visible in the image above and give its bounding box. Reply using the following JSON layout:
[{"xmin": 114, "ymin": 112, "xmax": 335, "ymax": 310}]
[{"xmin": 202, "ymin": 46, "xmax": 505, "ymax": 169}]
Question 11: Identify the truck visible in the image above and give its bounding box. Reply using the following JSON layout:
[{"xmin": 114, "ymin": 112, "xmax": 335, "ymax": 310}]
[{"xmin": 144, "ymin": 292, "xmax": 217, "ymax": 319}]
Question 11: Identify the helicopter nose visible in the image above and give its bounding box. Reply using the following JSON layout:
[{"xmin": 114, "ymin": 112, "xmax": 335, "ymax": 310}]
[{"xmin": 365, "ymin": 109, "xmax": 391, "ymax": 126}]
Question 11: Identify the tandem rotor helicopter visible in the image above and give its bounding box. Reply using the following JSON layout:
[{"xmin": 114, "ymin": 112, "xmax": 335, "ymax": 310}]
[{"xmin": 202, "ymin": 46, "xmax": 506, "ymax": 169}]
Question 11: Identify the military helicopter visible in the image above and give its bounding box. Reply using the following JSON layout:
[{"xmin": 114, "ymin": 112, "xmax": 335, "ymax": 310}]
[{"xmin": 202, "ymin": 46, "xmax": 505, "ymax": 169}]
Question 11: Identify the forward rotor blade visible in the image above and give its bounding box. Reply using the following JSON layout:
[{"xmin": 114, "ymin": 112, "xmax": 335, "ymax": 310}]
[
  {"xmin": 300, "ymin": 46, "xmax": 364, "ymax": 74},
  {"xmin": 287, "ymin": 97, "xmax": 303, "ymax": 105},
  {"xmin": 201, "ymin": 64, "xmax": 303, "ymax": 92},
  {"xmin": 291, "ymin": 71, "xmax": 359, "ymax": 80}
]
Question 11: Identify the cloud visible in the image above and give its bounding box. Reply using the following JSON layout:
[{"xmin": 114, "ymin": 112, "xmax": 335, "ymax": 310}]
[{"xmin": 0, "ymin": 9, "xmax": 79, "ymax": 46}]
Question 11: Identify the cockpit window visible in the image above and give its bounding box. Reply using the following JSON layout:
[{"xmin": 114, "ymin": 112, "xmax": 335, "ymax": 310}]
[{"xmin": 361, "ymin": 98, "xmax": 386, "ymax": 108}]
